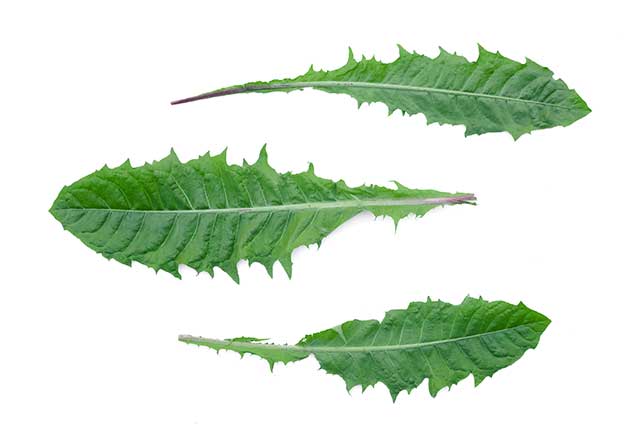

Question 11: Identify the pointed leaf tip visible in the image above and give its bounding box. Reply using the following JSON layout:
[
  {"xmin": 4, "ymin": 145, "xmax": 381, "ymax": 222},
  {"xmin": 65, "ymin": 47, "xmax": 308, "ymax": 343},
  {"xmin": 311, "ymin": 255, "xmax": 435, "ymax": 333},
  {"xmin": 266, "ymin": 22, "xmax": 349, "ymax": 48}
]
[
  {"xmin": 257, "ymin": 144, "xmax": 269, "ymax": 163},
  {"xmin": 347, "ymin": 46, "xmax": 355, "ymax": 63},
  {"xmin": 279, "ymin": 256, "xmax": 293, "ymax": 279},
  {"xmin": 391, "ymin": 180, "xmax": 409, "ymax": 190}
]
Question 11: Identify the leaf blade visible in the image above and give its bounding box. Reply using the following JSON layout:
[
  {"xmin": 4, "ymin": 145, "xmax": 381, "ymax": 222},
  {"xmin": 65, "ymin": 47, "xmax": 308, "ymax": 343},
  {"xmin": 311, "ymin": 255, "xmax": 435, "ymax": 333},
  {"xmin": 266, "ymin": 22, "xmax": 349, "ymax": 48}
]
[
  {"xmin": 50, "ymin": 147, "xmax": 474, "ymax": 280},
  {"xmin": 179, "ymin": 297, "xmax": 550, "ymax": 400},
  {"xmin": 172, "ymin": 45, "xmax": 590, "ymax": 139}
]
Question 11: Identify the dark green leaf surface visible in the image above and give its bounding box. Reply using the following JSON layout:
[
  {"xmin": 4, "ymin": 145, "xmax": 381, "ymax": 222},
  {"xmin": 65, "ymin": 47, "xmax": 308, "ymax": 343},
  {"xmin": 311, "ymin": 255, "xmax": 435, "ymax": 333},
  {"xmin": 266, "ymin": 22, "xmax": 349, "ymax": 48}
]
[
  {"xmin": 179, "ymin": 297, "xmax": 550, "ymax": 400},
  {"xmin": 50, "ymin": 147, "xmax": 474, "ymax": 281},
  {"xmin": 172, "ymin": 45, "xmax": 590, "ymax": 139}
]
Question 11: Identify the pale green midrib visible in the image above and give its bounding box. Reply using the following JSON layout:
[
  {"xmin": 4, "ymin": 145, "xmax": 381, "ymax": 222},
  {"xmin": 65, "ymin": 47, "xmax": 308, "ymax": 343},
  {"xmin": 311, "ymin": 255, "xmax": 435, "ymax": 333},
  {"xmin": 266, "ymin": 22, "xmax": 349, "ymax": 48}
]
[
  {"xmin": 250, "ymin": 81, "xmax": 575, "ymax": 110},
  {"xmin": 179, "ymin": 322, "xmax": 542, "ymax": 354},
  {"xmin": 55, "ymin": 195, "xmax": 475, "ymax": 215}
]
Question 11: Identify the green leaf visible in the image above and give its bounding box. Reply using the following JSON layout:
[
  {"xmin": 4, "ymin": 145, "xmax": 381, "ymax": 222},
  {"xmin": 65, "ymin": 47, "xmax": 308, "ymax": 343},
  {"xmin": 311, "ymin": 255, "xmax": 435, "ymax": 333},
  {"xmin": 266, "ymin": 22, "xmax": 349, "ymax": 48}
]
[
  {"xmin": 179, "ymin": 296, "xmax": 550, "ymax": 400},
  {"xmin": 172, "ymin": 45, "xmax": 590, "ymax": 139},
  {"xmin": 50, "ymin": 147, "xmax": 474, "ymax": 281}
]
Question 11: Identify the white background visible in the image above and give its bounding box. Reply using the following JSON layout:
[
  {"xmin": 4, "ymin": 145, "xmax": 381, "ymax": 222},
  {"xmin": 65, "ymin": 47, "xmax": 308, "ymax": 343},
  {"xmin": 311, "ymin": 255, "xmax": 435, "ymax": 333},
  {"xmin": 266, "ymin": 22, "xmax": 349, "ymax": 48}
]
[{"xmin": 1, "ymin": 1, "xmax": 638, "ymax": 422}]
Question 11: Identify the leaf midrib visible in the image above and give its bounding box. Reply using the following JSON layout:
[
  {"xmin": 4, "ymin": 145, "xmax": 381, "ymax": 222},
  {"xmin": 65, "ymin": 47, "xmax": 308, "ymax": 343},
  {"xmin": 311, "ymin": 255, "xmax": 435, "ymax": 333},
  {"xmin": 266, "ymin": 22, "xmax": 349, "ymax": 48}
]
[
  {"xmin": 178, "ymin": 322, "xmax": 541, "ymax": 354},
  {"xmin": 55, "ymin": 194, "xmax": 475, "ymax": 214},
  {"xmin": 247, "ymin": 81, "xmax": 574, "ymax": 110}
]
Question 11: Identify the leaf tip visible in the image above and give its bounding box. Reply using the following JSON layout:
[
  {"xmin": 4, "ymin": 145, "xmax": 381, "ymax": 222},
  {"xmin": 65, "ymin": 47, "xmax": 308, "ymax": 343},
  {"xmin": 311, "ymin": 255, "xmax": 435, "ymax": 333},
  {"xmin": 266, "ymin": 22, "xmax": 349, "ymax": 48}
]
[
  {"xmin": 257, "ymin": 144, "xmax": 269, "ymax": 163},
  {"xmin": 473, "ymin": 373, "xmax": 488, "ymax": 387},
  {"xmin": 437, "ymin": 46, "xmax": 452, "ymax": 58},
  {"xmin": 479, "ymin": 44, "xmax": 500, "ymax": 63},
  {"xmin": 525, "ymin": 56, "xmax": 542, "ymax": 67},
  {"xmin": 260, "ymin": 259, "xmax": 275, "ymax": 278},
  {"xmin": 347, "ymin": 46, "xmax": 355, "ymax": 63},
  {"xmin": 220, "ymin": 147, "xmax": 229, "ymax": 163},
  {"xmin": 167, "ymin": 148, "xmax": 180, "ymax": 163},
  {"xmin": 280, "ymin": 256, "xmax": 293, "ymax": 279},
  {"xmin": 391, "ymin": 180, "xmax": 408, "ymax": 190}
]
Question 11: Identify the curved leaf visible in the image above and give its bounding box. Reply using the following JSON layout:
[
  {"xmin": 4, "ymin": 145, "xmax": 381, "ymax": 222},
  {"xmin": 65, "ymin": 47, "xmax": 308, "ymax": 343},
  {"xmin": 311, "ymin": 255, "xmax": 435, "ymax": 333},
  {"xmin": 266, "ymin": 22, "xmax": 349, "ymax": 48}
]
[
  {"xmin": 50, "ymin": 147, "xmax": 474, "ymax": 281},
  {"xmin": 179, "ymin": 296, "xmax": 550, "ymax": 400},
  {"xmin": 172, "ymin": 45, "xmax": 590, "ymax": 139}
]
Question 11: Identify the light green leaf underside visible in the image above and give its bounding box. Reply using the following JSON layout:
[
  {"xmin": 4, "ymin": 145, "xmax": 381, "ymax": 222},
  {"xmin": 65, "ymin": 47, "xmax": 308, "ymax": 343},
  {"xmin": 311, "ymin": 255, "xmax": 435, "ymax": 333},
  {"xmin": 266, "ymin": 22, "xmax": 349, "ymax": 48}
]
[
  {"xmin": 179, "ymin": 297, "xmax": 550, "ymax": 400},
  {"xmin": 50, "ymin": 147, "xmax": 474, "ymax": 281},
  {"xmin": 172, "ymin": 45, "xmax": 590, "ymax": 139}
]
